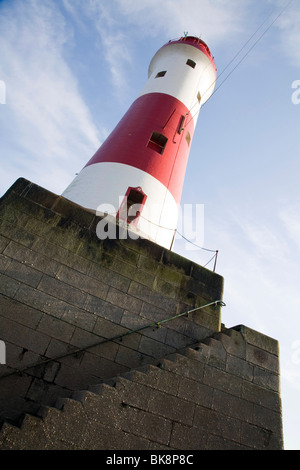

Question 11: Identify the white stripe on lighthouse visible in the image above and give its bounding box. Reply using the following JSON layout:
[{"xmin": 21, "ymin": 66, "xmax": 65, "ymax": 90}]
[
  {"xmin": 138, "ymin": 42, "xmax": 216, "ymax": 119},
  {"xmin": 63, "ymin": 162, "xmax": 178, "ymax": 248}
]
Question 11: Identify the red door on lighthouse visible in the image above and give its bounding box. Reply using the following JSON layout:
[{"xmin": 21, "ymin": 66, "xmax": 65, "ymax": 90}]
[{"xmin": 117, "ymin": 186, "xmax": 147, "ymax": 226}]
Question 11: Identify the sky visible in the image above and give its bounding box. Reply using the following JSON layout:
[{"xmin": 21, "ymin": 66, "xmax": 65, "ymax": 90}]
[{"xmin": 0, "ymin": 0, "xmax": 299, "ymax": 450}]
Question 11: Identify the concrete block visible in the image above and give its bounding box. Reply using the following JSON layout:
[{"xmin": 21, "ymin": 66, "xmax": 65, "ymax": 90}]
[
  {"xmin": 120, "ymin": 236, "xmax": 163, "ymax": 262},
  {"xmin": 101, "ymin": 239, "xmax": 139, "ymax": 267},
  {"xmin": 115, "ymin": 343, "xmax": 152, "ymax": 369},
  {"xmin": 233, "ymin": 325, "xmax": 279, "ymax": 356},
  {"xmin": 51, "ymin": 196, "xmax": 95, "ymax": 229},
  {"xmin": 62, "ymin": 306, "xmax": 96, "ymax": 331},
  {"xmin": 83, "ymin": 419, "xmax": 149, "ymax": 450},
  {"xmin": 169, "ymin": 422, "xmax": 207, "ymax": 450},
  {"xmin": 148, "ymin": 388, "xmax": 195, "ymax": 425},
  {"xmin": 93, "ymin": 316, "xmax": 141, "ymax": 350},
  {"xmin": 115, "ymin": 377, "xmax": 152, "ymax": 410},
  {"xmin": 37, "ymin": 274, "xmax": 88, "ymax": 308},
  {"xmin": 153, "ymin": 278, "xmax": 178, "ymax": 299},
  {"xmin": 240, "ymin": 421, "xmax": 274, "ymax": 449},
  {"xmin": 169, "ymin": 354, "xmax": 205, "ymax": 383},
  {"xmin": 156, "ymin": 264, "xmax": 187, "ymax": 286},
  {"xmin": 212, "ymin": 389, "xmax": 253, "ymax": 423},
  {"xmin": 120, "ymin": 310, "xmax": 168, "ymax": 343},
  {"xmin": 138, "ymin": 335, "xmax": 175, "ymax": 359},
  {"xmin": 0, "ymin": 254, "xmax": 11, "ymax": 274},
  {"xmin": 14, "ymin": 284, "xmax": 67, "ymax": 318},
  {"xmin": 253, "ymin": 366, "xmax": 279, "ymax": 392},
  {"xmin": 162, "ymin": 250, "xmax": 193, "ymax": 276},
  {"xmin": 110, "ymin": 256, "xmax": 137, "ymax": 279},
  {"xmin": 164, "ymin": 327, "xmax": 192, "ymax": 350},
  {"xmin": 194, "ymin": 406, "xmax": 242, "ymax": 443},
  {"xmin": 106, "ymin": 286, "xmax": 142, "ymax": 314},
  {"xmin": 3, "ymin": 241, "xmax": 60, "ymax": 277},
  {"xmin": 84, "ymin": 294, "xmax": 123, "ymax": 323},
  {"xmin": 137, "ymin": 254, "xmax": 159, "ymax": 275},
  {"xmin": 226, "ymin": 354, "xmax": 254, "ymax": 381},
  {"xmin": 22, "ymin": 184, "xmax": 59, "ymax": 210},
  {"xmin": 26, "ymin": 377, "xmax": 65, "ymax": 407},
  {"xmin": 56, "ymin": 264, "xmax": 109, "ymax": 300},
  {"xmin": 45, "ymin": 221, "xmax": 84, "ymax": 253},
  {"xmin": 1, "ymin": 177, "xmax": 31, "ymax": 197},
  {"xmin": 177, "ymin": 376, "xmax": 214, "ymax": 408},
  {"xmin": 0, "ymin": 272, "xmax": 21, "ymax": 298},
  {"xmin": 0, "ymin": 295, "xmax": 42, "ymax": 329},
  {"xmin": 88, "ymin": 262, "xmax": 130, "ymax": 291},
  {"xmin": 204, "ymin": 337, "xmax": 226, "ymax": 368},
  {"xmin": 246, "ymin": 343, "xmax": 279, "ymax": 374},
  {"xmin": 118, "ymin": 405, "xmax": 173, "ymax": 446},
  {"xmin": 44, "ymin": 338, "xmax": 84, "ymax": 366},
  {"xmin": 80, "ymin": 351, "xmax": 128, "ymax": 380},
  {"xmin": 241, "ymin": 380, "xmax": 281, "ymax": 410},
  {"xmin": 215, "ymin": 329, "xmax": 246, "ymax": 358},
  {"xmin": 41, "ymin": 398, "xmax": 87, "ymax": 447},
  {"xmin": 32, "ymin": 238, "xmax": 91, "ymax": 275},
  {"xmin": 53, "ymin": 362, "xmax": 92, "ymax": 389},
  {"xmin": 142, "ymin": 365, "xmax": 180, "ymax": 396},
  {"xmin": 37, "ymin": 315, "xmax": 75, "ymax": 343},
  {"xmin": 206, "ymin": 433, "xmax": 245, "ymax": 450},
  {"xmin": 129, "ymin": 281, "xmax": 178, "ymax": 313},
  {"xmin": 0, "ymin": 219, "xmax": 37, "ymax": 248},
  {"xmin": 203, "ymin": 364, "xmax": 242, "ymax": 396},
  {"xmin": 0, "ymin": 315, "xmax": 49, "ymax": 356},
  {"xmin": 4, "ymin": 259, "xmax": 43, "ymax": 288},
  {"xmin": 0, "ymin": 235, "xmax": 10, "ymax": 254}
]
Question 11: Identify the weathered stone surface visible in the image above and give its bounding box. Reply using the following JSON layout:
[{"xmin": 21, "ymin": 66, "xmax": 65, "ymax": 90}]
[{"xmin": 0, "ymin": 179, "xmax": 283, "ymax": 449}]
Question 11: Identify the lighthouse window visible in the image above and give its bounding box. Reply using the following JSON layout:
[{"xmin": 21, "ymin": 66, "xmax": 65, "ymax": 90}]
[
  {"xmin": 155, "ymin": 71, "xmax": 167, "ymax": 78},
  {"xmin": 148, "ymin": 132, "xmax": 168, "ymax": 154},
  {"xmin": 186, "ymin": 59, "xmax": 196, "ymax": 68},
  {"xmin": 197, "ymin": 91, "xmax": 201, "ymax": 104}
]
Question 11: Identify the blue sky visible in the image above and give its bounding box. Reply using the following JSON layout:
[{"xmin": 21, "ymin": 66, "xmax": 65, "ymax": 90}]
[{"xmin": 0, "ymin": 0, "xmax": 300, "ymax": 449}]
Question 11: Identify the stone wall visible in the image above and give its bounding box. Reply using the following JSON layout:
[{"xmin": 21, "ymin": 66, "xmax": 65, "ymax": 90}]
[
  {"xmin": 0, "ymin": 179, "xmax": 283, "ymax": 450},
  {"xmin": 0, "ymin": 326, "xmax": 283, "ymax": 450}
]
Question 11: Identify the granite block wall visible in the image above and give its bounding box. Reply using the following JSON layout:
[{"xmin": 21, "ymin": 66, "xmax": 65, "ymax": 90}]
[
  {"xmin": 0, "ymin": 179, "xmax": 283, "ymax": 450},
  {"xmin": 0, "ymin": 326, "xmax": 283, "ymax": 450},
  {"xmin": 0, "ymin": 178, "xmax": 223, "ymax": 424}
]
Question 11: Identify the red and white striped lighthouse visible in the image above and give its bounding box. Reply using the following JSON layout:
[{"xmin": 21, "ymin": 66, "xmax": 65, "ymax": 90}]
[{"xmin": 62, "ymin": 36, "xmax": 216, "ymax": 249}]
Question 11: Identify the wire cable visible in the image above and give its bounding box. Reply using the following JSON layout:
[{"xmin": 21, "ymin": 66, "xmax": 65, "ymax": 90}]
[
  {"xmin": 185, "ymin": 0, "xmax": 295, "ymax": 126},
  {"xmin": 207, "ymin": 0, "xmax": 295, "ymax": 102}
]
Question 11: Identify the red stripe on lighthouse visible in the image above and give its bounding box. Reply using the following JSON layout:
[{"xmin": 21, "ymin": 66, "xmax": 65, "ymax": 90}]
[{"xmin": 85, "ymin": 93, "xmax": 195, "ymax": 204}]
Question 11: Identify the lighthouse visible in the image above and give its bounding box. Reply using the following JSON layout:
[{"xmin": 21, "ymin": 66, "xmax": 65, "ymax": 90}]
[{"xmin": 62, "ymin": 36, "xmax": 216, "ymax": 249}]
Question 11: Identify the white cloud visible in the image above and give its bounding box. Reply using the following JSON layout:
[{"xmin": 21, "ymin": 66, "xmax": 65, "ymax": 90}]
[
  {"xmin": 0, "ymin": 0, "xmax": 101, "ymax": 196},
  {"xmin": 116, "ymin": 0, "xmax": 250, "ymax": 45},
  {"xmin": 62, "ymin": 0, "xmax": 133, "ymax": 94},
  {"xmin": 279, "ymin": 203, "xmax": 300, "ymax": 251},
  {"xmin": 184, "ymin": 202, "xmax": 300, "ymax": 338},
  {"xmin": 274, "ymin": 0, "xmax": 300, "ymax": 66}
]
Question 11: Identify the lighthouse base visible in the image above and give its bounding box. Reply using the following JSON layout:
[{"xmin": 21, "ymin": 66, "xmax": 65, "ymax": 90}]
[{"xmin": 0, "ymin": 179, "xmax": 283, "ymax": 450}]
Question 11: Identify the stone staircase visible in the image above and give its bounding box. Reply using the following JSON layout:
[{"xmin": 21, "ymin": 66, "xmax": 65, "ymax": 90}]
[{"xmin": 0, "ymin": 327, "xmax": 283, "ymax": 450}]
